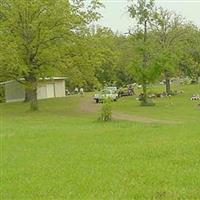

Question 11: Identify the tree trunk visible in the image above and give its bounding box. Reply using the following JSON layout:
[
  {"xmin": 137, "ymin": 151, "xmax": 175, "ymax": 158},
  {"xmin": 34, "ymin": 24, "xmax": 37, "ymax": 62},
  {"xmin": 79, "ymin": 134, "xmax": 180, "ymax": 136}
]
[
  {"xmin": 164, "ymin": 70, "xmax": 171, "ymax": 95},
  {"xmin": 142, "ymin": 81, "xmax": 147, "ymax": 103},
  {"xmin": 142, "ymin": 20, "xmax": 148, "ymax": 104},
  {"xmin": 165, "ymin": 78, "xmax": 171, "ymax": 95},
  {"xmin": 24, "ymin": 87, "xmax": 31, "ymax": 102},
  {"xmin": 30, "ymin": 85, "xmax": 38, "ymax": 111}
]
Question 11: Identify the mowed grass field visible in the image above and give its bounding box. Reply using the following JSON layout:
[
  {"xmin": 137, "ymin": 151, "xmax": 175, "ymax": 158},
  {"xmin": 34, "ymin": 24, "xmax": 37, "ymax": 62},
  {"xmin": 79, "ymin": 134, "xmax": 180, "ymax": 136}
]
[{"xmin": 1, "ymin": 84, "xmax": 200, "ymax": 200}]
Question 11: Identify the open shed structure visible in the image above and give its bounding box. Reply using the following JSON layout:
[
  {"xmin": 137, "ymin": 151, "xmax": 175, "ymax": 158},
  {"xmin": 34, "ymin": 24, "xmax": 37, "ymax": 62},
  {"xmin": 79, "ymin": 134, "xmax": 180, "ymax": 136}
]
[{"xmin": 0, "ymin": 77, "xmax": 66, "ymax": 103}]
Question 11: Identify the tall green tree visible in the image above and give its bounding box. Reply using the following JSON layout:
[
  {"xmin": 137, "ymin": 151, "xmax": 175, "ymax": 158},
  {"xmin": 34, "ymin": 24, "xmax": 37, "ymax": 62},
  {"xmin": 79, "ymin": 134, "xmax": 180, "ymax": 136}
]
[
  {"xmin": 152, "ymin": 8, "xmax": 189, "ymax": 94},
  {"xmin": 0, "ymin": 0, "xmax": 102, "ymax": 110},
  {"xmin": 64, "ymin": 27, "xmax": 121, "ymax": 90},
  {"xmin": 93, "ymin": 28, "xmax": 119, "ymax": 86},
  {"xmin": 114, "ymin": 35, "xmax": 136, "ymax": 87},
  {"xmin": 128, "ymin": 0, "xmax": 158, "ymax": 105},
  {"xmin": 62, "ymin": 29, "xmax": 102, "ymax": 91},
  {"xmin": 180, "ymin": 27, "xmax": 200, "ymax": 83}
]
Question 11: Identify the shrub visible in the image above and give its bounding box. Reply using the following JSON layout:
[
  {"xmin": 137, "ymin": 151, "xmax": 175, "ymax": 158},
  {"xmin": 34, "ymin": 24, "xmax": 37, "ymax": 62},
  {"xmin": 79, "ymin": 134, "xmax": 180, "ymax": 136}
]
[
  {"xmin": 140, "ymin": 98, "xmax": 155, "ymax": 107},
  {"xmin": 98, "ymin": 98, "xmax": 112, "ymax": 122},
  {"xmin": 169, "ymin": 90, "xmax": 178, "ymax": 96}
]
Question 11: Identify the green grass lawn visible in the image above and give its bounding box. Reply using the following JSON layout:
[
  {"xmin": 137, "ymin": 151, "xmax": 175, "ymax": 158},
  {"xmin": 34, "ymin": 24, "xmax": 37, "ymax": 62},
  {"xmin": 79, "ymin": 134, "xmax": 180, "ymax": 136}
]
[
  {"xmin": 114, "ymin": 84, "xmax": 200, "ymax": 123},
  {"xmin": 1, "ymin": 84, "xmax": 200, "ymax": 200}
]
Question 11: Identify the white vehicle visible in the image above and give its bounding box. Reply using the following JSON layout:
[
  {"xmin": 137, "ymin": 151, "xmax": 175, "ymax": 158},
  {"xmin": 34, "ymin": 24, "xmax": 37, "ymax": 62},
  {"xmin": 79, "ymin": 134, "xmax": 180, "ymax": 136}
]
[
  {"xmin": 105, "ymin": 86, "xmax": 117, "ymax": 93},
  {"xmin": 191, "ymin": 94, "xmax": 200, "ymax": 100},
  {"xmin": 94, "ymin": 89, "xmax": 118, "ymax": 103}
]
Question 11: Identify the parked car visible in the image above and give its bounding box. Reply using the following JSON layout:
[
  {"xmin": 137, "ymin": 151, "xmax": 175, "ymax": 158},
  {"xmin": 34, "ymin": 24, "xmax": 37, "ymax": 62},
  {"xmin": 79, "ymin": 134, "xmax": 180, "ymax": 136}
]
[
  {"xmin": 94, "ymin": 89, "xmax": 118, "ymax": 103},
  {"xmin": 105, "ymin": 86, "xmax": 117, "ymax": 93},
  {"xmin": 118, "ymin": 85, "xmax": 134, "ymax": 97}
]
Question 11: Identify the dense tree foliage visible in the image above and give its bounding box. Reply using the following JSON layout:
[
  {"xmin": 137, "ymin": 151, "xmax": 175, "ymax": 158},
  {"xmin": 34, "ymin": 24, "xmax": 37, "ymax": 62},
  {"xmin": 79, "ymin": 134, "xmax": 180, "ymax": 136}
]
[
  {"xmin": 0, "ymin": 0, "xmax": 199, "ymax": 109},
  {"xmin": 128, "ymin": 0, "xmax": 159, "ymax": 105},
  {"xmin": 152, "ymin": 8, "xmax": 191, "ymax": 94},
  {"xmin": 63, "ymin": 27, "xmax": 136, "ymax": 91},
  {"xmin": 180, "ymin": 27, "xmax": 200, "ymax": 83},
  {"xmin": 0, "ymin": 0, "xmax": 102, "ymax": 110}
]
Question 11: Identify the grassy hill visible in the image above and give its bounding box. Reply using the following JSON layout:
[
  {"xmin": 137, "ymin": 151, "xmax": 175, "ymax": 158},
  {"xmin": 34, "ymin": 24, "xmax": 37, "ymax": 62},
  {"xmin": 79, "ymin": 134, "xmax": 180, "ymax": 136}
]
[{"xmin": 1, "ymin": 84, "xmax": 200, "ymax": 199}]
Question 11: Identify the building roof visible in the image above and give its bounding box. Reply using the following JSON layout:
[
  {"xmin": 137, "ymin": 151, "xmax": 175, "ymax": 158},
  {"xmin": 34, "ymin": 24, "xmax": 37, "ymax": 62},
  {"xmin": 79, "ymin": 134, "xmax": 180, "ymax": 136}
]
[
  {"xmin": 0, "ymin": 80, "xmax": 13, "ymax": 85},
  {"xmin": 40, "ymin": 77, "xmax": 67, "ymax": 81},
  {"xmin": 0, "ymin": 77, "xmax": 67, "ymax": 85}
]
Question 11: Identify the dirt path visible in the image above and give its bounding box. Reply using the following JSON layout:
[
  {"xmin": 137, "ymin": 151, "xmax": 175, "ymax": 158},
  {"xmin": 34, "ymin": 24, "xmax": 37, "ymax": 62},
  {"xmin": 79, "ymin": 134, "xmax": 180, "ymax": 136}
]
[
  {"xmin": 112, "ymin": 112, "xmax": 179, "ymax": 124},
  {"xmin": 79, "ymin": 96, "xmax": 101, "ymax": 113},
  {"xmin": 79, "ymin": 96, "xmax": 179, "ymax": 124}
]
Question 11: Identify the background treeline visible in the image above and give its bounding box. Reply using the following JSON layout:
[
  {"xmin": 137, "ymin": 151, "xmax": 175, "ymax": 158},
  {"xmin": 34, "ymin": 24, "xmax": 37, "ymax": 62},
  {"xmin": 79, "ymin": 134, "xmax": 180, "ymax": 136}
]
[{"xmin": 0, "ymin": 0, "xmax": 199, "ymax": 109}]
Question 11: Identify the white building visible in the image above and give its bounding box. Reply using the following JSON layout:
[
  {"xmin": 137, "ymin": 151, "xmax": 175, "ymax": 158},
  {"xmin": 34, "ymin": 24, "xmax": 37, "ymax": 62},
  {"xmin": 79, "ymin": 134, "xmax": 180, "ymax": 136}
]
[{"xmin": 0, "ymin": 77, "xmax": 66, "ymax": 103}]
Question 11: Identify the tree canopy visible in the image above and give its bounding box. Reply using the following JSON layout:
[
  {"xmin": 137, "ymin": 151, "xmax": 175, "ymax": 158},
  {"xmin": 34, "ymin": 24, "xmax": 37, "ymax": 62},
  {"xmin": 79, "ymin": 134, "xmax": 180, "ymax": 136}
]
[
  {"xmin": 0, "ymin": 0, "xmax": 199, "ymax": 109},
  {"xmin": 0, "ymin": 0, "xmax": 102, "ymax": 110}
]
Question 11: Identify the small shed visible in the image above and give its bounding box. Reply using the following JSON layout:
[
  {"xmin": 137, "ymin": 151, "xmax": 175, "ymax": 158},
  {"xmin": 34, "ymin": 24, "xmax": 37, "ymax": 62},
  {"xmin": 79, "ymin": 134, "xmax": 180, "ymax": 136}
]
[{"xmin": 0, "ymin": 77, "xmax": 66, "ymax": 103}]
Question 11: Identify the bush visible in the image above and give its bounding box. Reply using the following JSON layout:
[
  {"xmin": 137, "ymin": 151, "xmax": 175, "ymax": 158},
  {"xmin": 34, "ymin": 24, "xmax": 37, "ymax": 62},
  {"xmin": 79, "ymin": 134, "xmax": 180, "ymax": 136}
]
[
  {"xmin": 140, "ymin": 98, "xmax": 155, "ymax": 107},
  {"xmin": 169, "ymin": 90, "xmax": 178, "ymax": 96},
  {"xmin": 98, "ymin": 99, "xmax": 112, "ymax": 122}
]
